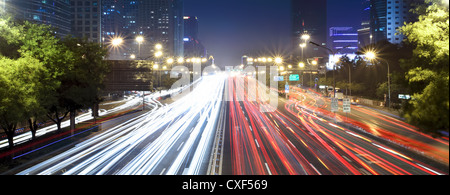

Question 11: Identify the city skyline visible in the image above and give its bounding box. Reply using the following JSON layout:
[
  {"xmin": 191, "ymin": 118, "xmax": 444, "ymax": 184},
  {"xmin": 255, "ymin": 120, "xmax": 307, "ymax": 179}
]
[
  {"xmin": 185, "ymin": 0, "xmax": 365, "ymax": 67},
  {"xmin": 2, "ymin": 0, "xmax": 372, "ymax": 66}
]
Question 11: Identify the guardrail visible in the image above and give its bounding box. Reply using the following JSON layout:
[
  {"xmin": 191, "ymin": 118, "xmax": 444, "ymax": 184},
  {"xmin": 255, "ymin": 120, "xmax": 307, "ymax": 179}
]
[{"xmin": 207, "ymin": 88, "xmax": 227, "ymax": 175}]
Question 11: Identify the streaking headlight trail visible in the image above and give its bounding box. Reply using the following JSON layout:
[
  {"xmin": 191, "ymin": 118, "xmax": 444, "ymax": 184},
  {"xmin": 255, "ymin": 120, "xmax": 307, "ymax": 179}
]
[{"xmin": 17, "ymin": 75, "xmax": 226, "ymax": 175}]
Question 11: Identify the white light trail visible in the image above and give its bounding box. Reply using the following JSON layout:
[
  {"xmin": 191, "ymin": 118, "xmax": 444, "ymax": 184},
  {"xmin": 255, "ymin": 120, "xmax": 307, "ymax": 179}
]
[{"xmin": 17, "ymin": 75, "xmax": 226, "ymax": 175}]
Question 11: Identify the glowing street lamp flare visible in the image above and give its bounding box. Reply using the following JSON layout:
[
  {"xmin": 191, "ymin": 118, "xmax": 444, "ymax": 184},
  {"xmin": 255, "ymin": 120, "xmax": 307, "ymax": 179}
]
[
  {"xmin": 299, "ymin": 62, "xmax": 305, "ymax": 68},
  {"xmin": 177, "ymin": 57, "xmax": 184, "ymax": 64},
  {"xmin": 111, "ymin": 38, "xmax": 123, "ymax": 47},
  {"xmin": 136, "ymin": 36, "xmax": 144, "ymax": 43},
  {"xmin": 275, "ymin": 57, "xmax": 283, "ymax": 64},
  {"xmin": 155, "ymin": 44, "xmax": 163, "ymax": 50},
  {"xmin": 155, "ymin": 51, "xmax": 163, "ymax": 58},
  {"xmin": 365, "ymin": 51, "xmax": 377, "ymax": 60},
  {"xmin": 301, "ymin": 34, "xmax": 311, "ymax": 41}
]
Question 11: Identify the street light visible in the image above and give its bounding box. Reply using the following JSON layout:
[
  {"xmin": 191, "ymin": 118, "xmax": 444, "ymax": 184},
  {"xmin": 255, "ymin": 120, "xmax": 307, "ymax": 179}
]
[
  {"xmin": 155, "ymin": 44, "xmax": 163, "ymax": 50},
  {"xmin": 301, "ymin": 34, "xmax": 311, "ymax": 41},
  {"xmin": 299, "ymin": 62, "xmax": 305, "ymax": 68},
  {"xmin": 310, "ymin": 41, "xmax": 337, "ymax": 98},
  {"xmin": 111, "ymin": 38, "xmax": 123, "ymax": 47},
  {"xmin": 300, "ymin": 43, "xmax": 307, "ymax": 61},
  {"xmin": 167, "ymin": 58, "xmax": 174, "ymax": 64},
  {"xmin": 177, "ymin": 57, "xmax": 184, "ymax": 64},
  {"xmin": 298, "ymin": 62, "xmax": 306, "ymax": 86},
  {"xmin": 365, "ymin": 51, "xmax": 391, "ymax": 109},
  {"xmin": 365, "ymin": 51, "xmax": 376, "ymax": 60},
  {"xmin": 155, "ymin": 51, "xmax": 163, "ymax": 58},
  {"xmin": 275, "ymin": 57, "xmax": 283, "ymax": 64},
  {"xmin": 136, "ymin": 36, "xmax": 144, "ymax": 58}
]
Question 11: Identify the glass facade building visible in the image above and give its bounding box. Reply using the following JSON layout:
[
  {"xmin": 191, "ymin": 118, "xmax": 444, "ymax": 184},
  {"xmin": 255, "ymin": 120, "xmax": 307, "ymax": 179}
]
[
  {"xmin": 369, "ymin": 0, "xmax": 422, "ymax": 44},
  {"xmin": 183, "ymin": 16, "xmax": 205, "ymax": 58},
  {"xmin": 8, "ymin": 0, "xmax": 72, "ymax": 38},
  {"xmin": 329, "ymin": 27, "xmax": 359, "ymax": 54},
  {"xmin": 70, "ymin": 0, "xmax": 101, "ymax": 43},
  {"xmin": 102, "ymin": 0, "xmax": 184, "ymax": 60}
]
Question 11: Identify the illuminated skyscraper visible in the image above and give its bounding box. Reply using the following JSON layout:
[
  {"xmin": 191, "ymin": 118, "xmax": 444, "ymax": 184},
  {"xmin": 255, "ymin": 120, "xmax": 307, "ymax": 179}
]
[
  {"xmin": 369, "ymin": 0, "xmax": 422, "ymax": 44},
  {"xmin": 70, "ymin": 0, "xmax": 101, "ymax": 43},
  {"xmin": 102, "ymin": 0, "xmax": 184, "ymax": 60},
  {"xmin": 358, "ymin": 0, "xmax": 372, "ymax": 48},
  {"xmin": 329, "ymin": 27, "xmax": 358, "ymax": 54},
  {"xmin": 183, "ymin": 16, "xmax": 205, "ymax": 57},
  {"xmin": 7, "ymin": 0, "xmax": 72, "ymax": 37}
]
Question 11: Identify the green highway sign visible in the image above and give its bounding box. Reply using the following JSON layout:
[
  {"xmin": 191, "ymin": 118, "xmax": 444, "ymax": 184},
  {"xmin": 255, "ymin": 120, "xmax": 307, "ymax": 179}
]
[{"xmin": 289, "ymin": 74, "xmax": 300, "ymax": 81}]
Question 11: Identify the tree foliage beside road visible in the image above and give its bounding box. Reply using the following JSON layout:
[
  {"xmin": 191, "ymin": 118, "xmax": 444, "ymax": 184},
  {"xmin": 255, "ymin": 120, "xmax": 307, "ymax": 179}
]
[
  {"xmin": 399, "ymin": 0, "xmax": 449, "ymax": 135},
  {"xmin": 0, "ymin": 15, "xmax": 110, "ymax": 149},
  {"xmin": 319, "ymin": 0, "xmax": 448, "ymax": 135}
]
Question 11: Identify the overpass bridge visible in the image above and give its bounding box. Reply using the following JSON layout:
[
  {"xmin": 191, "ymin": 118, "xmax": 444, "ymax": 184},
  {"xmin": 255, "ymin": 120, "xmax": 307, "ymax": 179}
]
[{"xmin": 104, "ymin": 60, "xmax": 154, "ymax": 92}]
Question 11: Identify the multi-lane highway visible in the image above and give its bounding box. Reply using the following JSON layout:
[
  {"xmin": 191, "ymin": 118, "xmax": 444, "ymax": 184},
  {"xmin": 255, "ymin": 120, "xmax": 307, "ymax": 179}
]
[
  {"xmin": 289, "ymin": 86, "xmax": 449, "ymax": 165},
  {"xmin": 16, "ymin": 75, "xmax": 225, "ymax": 175},
  {"xmin": 223, "ymin": 75, "xmax": 448, "ymax": 175},
  {"xmin": 7, "ymin": 73, "xmax": 449, "ymax": 175}
]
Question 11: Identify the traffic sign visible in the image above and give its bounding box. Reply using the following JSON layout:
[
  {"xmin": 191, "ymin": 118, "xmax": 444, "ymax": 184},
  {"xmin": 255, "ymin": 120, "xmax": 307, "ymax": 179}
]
[
  {"xmin": 343, "ymin": 98, "xmax": 351, "ymax": 113},
  {"xmin": 289, "ymin": 74, "xmax": 300, "ymax": 81},
  {"xmin": 285, "ymin": 85, "xmax": 290, "ymax": 93},
  {"xmin": 331, "ymin": 98, "xmax": 338, "ymax": 112},
  {"xmin": 274, "ymin": 76, "xmax": 284, "ymax": 81}
]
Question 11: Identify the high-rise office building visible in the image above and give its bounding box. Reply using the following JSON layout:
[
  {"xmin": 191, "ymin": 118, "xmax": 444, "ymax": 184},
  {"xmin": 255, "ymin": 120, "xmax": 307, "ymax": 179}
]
[
  {"xmin": 102, "ymin": 0, "xmax": 184, "ymax": 60},
  {"xmin": 6, "ymin": 0, "xmax": 72, "ymax": 38},
  {"xmin": 101, "ymin": 0, "xmax": 124, "ymax": 38},
  {"xmin": 358, "ymin": 0, "xmax": 372, "ymax": 48},
  {"xmin": 370, "ymin": 0, "xmax": 388, "ymax": 44},
  {"xmin": 368, "ymin": 0, "xmax": 422, "ymax": 45},
  {"xmin": 70, "ymin": 0, "xmax": 101, "ymax": 43},
  {"xmin": 184, "ymin": 16, "xmax": 198, "ymax": 40},
  {"xmin": 183, "ymin": 16, "xmax": 205, "ymax": 57},
  {"xmin": 329, "ymin": 27, "xmax": 359, "ymax": 54},
  {"xmin": 386, "ymin": 0, "xmax": 421, "ymax": 44},
  {"xmin": 291, "ymin": 0, "xmax": 328, "ymax": 58}
]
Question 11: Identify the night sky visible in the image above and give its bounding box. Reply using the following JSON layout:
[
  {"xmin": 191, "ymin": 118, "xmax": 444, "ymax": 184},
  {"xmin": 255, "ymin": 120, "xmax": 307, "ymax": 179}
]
[{"xmin": 184, "ymin": 0, "xmax": 365, "ymax": 67}]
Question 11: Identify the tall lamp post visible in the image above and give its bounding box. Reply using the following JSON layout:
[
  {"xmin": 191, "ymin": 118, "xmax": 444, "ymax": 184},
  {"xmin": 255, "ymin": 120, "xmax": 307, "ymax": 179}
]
[
  {"xmin": 154, "ymin": 44, "xmax": 163, "ymax": 94},
  {"xmin": 310, "ymin": 41, "xmax": 338, "ymax": 98},
  {"xmin": 365, "ymin": 51, "xmax": 391, "ymax": 109},
  {"xmin": 136, "ymin": 36, "xmax": 144, "ymax": 59}
]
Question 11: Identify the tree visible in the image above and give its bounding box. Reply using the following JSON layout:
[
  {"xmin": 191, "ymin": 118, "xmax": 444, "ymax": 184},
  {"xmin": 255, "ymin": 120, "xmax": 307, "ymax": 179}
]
[
  {"xmin": 0, "ymin": 16, "xmax": 22, "ymax": 59},
  {"xmin": 16, "ymin": 21, "xmax": 73, "ymax": 133},
  {"xmin": 59, "ymin": 37, "xmax": 110, "ymax": 130},
  {"xmin": 1, "ymin": 16, "xmax": 110, "ymax": 149},
  {"xmin": 1, "ymin": 16, "xmax": 58, "ymax": 147},
  {"xmin": 399, "ymin": 0, "xmax": 449, "ymax": 135},
  {"xmin": 0, "ymin": 56, "xmax": 46, "ymax": 148}
]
